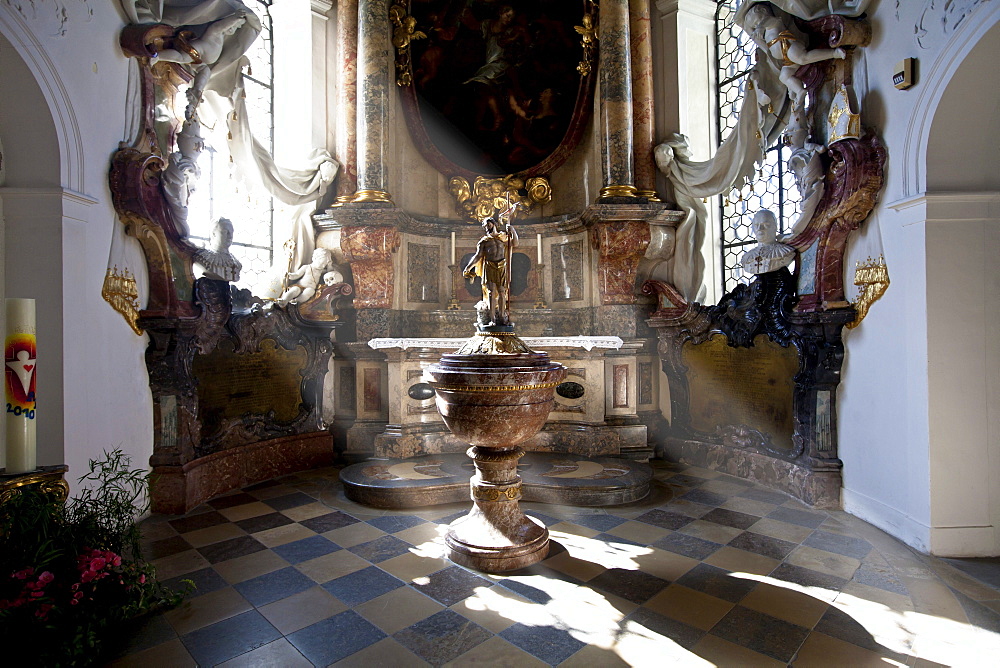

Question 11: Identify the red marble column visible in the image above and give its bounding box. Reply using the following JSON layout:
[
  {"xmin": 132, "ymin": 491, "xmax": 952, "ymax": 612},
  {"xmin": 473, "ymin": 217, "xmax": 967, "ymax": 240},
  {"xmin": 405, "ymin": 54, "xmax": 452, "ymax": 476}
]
[{"xmin": 630, "ymin": 0, "xmax": 658, "ymax": 200}]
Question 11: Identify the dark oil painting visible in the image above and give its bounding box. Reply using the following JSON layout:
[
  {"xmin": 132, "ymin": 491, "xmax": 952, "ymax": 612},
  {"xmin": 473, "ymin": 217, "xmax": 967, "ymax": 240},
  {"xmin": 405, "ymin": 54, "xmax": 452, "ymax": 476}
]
[{"xmin": 401, "ymin": 0, "xmax": 594, "ymax": 177}]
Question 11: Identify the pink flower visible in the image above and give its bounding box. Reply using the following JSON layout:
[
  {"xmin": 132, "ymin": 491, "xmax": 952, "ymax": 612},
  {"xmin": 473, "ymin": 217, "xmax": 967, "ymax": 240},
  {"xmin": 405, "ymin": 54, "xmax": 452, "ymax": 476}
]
[
  {"xmin": 139, "ymin": 574, "xmax": 146, "ymax": 584},
  {"xmin": 71, "ymin": 583, "xmax": 79, "ymax": 591},
  {"xmin": 12, "ymin": 568, "xmax": 33, "ymax": 580},
  {"xmin": 70, "ymin": 599, "xmax": 79, "ymax": 606},
  {"xmin": 30, "ymin": 591, "xmax": 43, "ymax": 598},
  {"xmin": 37, "ymin": 571, "xmax": 54, "ymax": 585},
  {"xmin": 111, "ymin": 555, "xmax": 122, "ymax": 567},
  {"xmin": 80, "ymin": 571, "xmax": 95, "ymax": 583},
  {"xmin": 90, "ymin": 558, "xmax": 106, "ymax": 572}
]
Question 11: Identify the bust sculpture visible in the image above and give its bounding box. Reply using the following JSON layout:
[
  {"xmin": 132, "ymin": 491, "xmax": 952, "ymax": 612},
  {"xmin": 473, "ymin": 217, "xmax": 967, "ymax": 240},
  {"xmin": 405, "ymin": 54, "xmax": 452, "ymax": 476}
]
[
  {"xmin": 741, "ymin": 210, "xmax": 796, "ymax": 275},
  {"xmin": 192, "ymin": 217, "xmax": 242, "ymax": 282},
  {"xmin": 463, "ymin": 204, "xmax": 519, "ymax": 328},
  {"xmin": 277, "ymin": 248, "xmax": 344, "ymax": 306}
]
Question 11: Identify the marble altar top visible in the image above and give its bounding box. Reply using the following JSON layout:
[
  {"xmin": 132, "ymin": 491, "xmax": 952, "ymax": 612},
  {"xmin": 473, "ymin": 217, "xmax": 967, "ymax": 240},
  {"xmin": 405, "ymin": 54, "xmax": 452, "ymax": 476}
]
[{"xmin": 368, "ymin": 336, "xmax": 624, "ymax": 352}]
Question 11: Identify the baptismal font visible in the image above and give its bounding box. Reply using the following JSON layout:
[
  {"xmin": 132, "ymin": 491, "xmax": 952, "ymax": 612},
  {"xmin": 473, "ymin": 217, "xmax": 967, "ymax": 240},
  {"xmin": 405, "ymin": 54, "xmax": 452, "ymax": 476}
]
[{"xmin": 426, "ymin": 203, "xmax": 566, "ymax": 572}]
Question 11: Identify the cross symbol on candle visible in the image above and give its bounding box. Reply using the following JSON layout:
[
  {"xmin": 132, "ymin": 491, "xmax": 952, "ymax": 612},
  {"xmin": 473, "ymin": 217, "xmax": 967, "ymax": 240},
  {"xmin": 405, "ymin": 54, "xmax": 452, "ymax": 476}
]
[{"xmin": 6, "ymin": 349, "xmax": 36, "ymax": 396}]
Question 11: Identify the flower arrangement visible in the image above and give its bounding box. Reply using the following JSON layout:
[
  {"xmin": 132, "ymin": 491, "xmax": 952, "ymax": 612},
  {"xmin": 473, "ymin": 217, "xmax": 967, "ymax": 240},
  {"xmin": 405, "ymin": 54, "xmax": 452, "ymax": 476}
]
[{"xmin": 0, "ymin": 449, "xmax": 188, "ymax": 665}]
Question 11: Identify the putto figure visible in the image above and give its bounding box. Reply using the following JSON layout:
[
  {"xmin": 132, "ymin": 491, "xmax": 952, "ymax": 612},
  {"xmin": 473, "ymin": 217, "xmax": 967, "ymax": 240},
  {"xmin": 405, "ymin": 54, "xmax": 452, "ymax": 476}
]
[
  {"xmin": 277, "ymin": 248, "xmax": 344, "ymax": 306},
  {"xmin": 463, "ymin": 203, "xmax": 519, "ymax": 328}
]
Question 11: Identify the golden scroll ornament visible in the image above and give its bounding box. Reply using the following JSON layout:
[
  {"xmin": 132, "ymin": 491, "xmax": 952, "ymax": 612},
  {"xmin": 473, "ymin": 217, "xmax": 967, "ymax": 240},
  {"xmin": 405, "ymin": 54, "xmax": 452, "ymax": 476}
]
[
  {"xmin": 390, "ymin": 1, "xmax": 426, "ymax": 87},
  {"xmin": 101, "ymin": 265, "xmax": 143, "ymax": 335},
  {"xmin": 575, "ymin": 2, "xmax": 599, "ymax": 77},
  {"xmin": 448, "ymin": 175, "xmax": 552, "ymax": 224},
  {"xmin": 847, "ymin": 255, "xmax": 889, "ymax": 329}
]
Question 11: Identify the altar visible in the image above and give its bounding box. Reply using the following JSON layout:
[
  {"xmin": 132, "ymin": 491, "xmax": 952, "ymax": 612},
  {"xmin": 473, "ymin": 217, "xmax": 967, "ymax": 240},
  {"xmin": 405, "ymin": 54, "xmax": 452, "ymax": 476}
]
[{"xmin": 326, "ymin": 335, "xmax": 663, "ymax": 464}]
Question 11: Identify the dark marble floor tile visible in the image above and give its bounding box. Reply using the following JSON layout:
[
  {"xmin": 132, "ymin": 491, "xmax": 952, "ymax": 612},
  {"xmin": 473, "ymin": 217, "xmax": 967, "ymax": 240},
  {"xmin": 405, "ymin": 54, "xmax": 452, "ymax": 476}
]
[
  {"xmin": 701, "ymin": 508, "xmax": 761, "ymax": 530},
  {"xmin": 675, "ymin": 563, "xmax": 757, "ymax": 603},
  {"xmin": 197, "ymin": 535, "xmax": 266, "ymax": 564},
  {"xmin": 299, "ymin": 510, "xmax": 360, "ymax": 533},
  {"xmin": 366, "ymin": 514, "xmax": 427, "ymax": 534},
  {"xmin": 499, "ymin": 578, "xmax": 557, "ymax": 604},
  {"xmin": 589, "ymin": 568, "xmax": 670, "ymax": 604},
  {"xmin": 626, "ymin": 607, "xmax": 705, "ymax": 649},
  {"xmin": 710, "ymin": 606, "xmax": 809, "ymax": 662},
  {"xmin": 394, "ymin": 609, "xmax": 493, "ymax": 664},
  {"xmin": 942, "ymin": 556, "xmax": 1000, "ymax": 590},
  {"xmin": 286, "ymin": 610, "xmax": 386, "ymax": 665},
  {"xmin": 635, "ymin": 509, "xmax": 695, "ymax": 531},
  {"xmin": 263, "ymin": 492, "xmax": 317, "ymax": 511},
  {"xmin": 110, "ymin": 612, "xmax": 178, "ymax": 658},
  {"xmin": 652, "ymin": 532, "xmax": 723, "ymax": 560},
  {"xmin": 244, "ymin": 479, "xmax": 281, "ymax": 491},
  {"xmin": 570, "ymin": 513, "xmax": 628, "ymax": 532},
  {"xmin": 179, "ymin": 610, "xmax": 281, "ymax": 666},
  {"xmin": 235, "ymin": 511, "xmax": 294, "ymax": 534},
  {"xmin": 952, "ymin": 588, "xmax": 1000, "ymax": 635},
  {"xmin": 770, "ymin": 562, "xmax": 849, "ymax": 591},
  {"xmin": 348, "ymin": 534, "xmax": 414, "ymax": 563},
  {"xmin": 501, "ymin": 622, "xmax": 586, "ymax": 664},
  {"xmin": 525, "ymin": 512, "xmax": 561, "ymax": 527},
  {"xmin": 737, "ymin": 487, "xmax": 790, "ymax": 505},
  {"xmin": 852, "ymin": 562, "xmax": 908, "ymax": 595},
  {"xmin": 767, "ymin": 506, "xmax": 827, "ymax": 528},
  {"xmin": 322, "ymin": 566, "xmax": 405, "ymax": 606},
  {"xmin": 273, "ymin": 535, "xmax": 340, "ymax": 565},
  {"xmin": 168, "ymin": 510, "xmax": 229, "ymax": 534},
  {"xmin": 434, "ymin": 511, "xmax": 469, "ymax": 525},
  {"xmin": 728, "ymin": 531, "xmax": 798, "ymax": 561},
  {"xmin": 233, "ymin": 566, "xmax": 315, "ymax": 607},
  {"xmin": 680, "ymin": 488, "xmax": 729, "ymax": 506},
  {"xmin": 146, "ymin": 535, "xmax": 192, "ymax": 560},
  {"xmin": 715, "ymin": 474, "xmax": 754, "ymax": 488},
  {"xmin": 411, "ymin": 565, "xmax": 493, "ymax": 606},
  {"xmin": 160, "ymin": 566, "xmax": 228, "ymax": 598},
  {"xmin": 666, "ymin": 474, "xmax": 711, "ymax": 488},
  {"xmin": 803, "ymin": 530, "xmax": 873, "ymax": 560},
  {"xmin": 815, "ymin": 606, "xmax": 912, "ymax": 658},
  {"xmin": 207, "ymin": 492, "xmax": 259, "ymax": 510}
]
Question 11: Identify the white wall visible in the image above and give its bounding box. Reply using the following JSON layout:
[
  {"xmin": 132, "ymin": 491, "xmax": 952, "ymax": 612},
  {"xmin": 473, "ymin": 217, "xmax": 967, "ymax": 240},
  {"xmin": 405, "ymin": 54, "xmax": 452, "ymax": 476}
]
[
  {"xmin": 0, "ymin": 2, "xmax": 153, "ymax": 490},
  {"xmin": 840, "ymin": 1, "xmax": 1000, "ymax": 555}
]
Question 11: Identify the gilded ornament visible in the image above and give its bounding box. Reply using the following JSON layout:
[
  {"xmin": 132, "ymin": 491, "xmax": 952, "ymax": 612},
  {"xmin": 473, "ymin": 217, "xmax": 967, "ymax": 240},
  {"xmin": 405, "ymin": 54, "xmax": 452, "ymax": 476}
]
[
  {"xmin": 828, "ymin": 84, "xmax": 862, "ymax": 145},
  {"xmin": 432, "ymin": 381, "xmax": 560, "ymax": 393},
  {"xmin": 390, "ymin": 2, "xmax": 426, "ymax": 87},
  {"xmin": 448, "ymin": 175, "xmax": 552, "ymax": 224},
  {"xmin": 472, "ymin": 485, "xmax": 521, "ymax": 501},
  {"xmin": 102, "ymin": 265, "xmax": 143, "ymax": 335},
  {"xmin": 848, "ymin": 255, "xmax": 889, "ymax": 329},
  {"xmin": 574, "ymin": 3, "xmax": 599, "ymax": 77}
]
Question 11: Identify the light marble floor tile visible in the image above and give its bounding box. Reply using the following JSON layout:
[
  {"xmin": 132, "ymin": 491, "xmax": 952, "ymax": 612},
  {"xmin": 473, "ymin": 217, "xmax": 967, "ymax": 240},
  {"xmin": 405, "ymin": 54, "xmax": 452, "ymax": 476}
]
[
  {"xmin": 705, "ymin": 545, "xmax": 781, "ymax": 577},
  {"xmin": 901, "ymin": 576, "xmax": 969, "ymax": 623},
  {"xmin": 218, "ymin": 502, "xmax": 274, "ymax": 522},
  {"xmin": 152, "ymin": 550, "xmax": 211, "ymax": 581},
  {"xmin": 740, "ymin": 581, "xmax": 829, "ymax": 628},
  {"xmin": 321, "ymin": 521, "xmax": 386, "ymax": 547},
  {"xmin": 181, "ymin": 523, "xmax": 247, "ymax": 549},
  {"xmin": 678, "ymin": 519, "xmax": 744, "ymax": 544},
  {"xmin": 257, "ymin": 585, "xmax": 347, "ymax": 635},
  {"xmin": 212, "ymin": 550, "xmax": 289, "ymax": 584},
  {"xmin": 604, "ymin": 520, "xmax": 670, "ymax": 545},
  {"xmin": 253, "ymin": 523, "xmax": 317, "ymax": 548},
  {"xmin": 558, "ymin": 643, "xmax": 632, "ymax": 667},
  {"xmin": 543, "ymin": 549, "xmax": 607, "ymax": 582},
  {"xmin": 332, "ymin": 637, "xmax": 431, "ymax": 667},
  {"xmin": 786, "ymin": 545, "xmax": 861, "ymax": 580},
  {"xmin": 355, "ymin": 586, "xmax": 444, "ymax": 634},
  {"xmin": 691, "ymin": 634, "xmax": 785, "ymax": 667},
  {"xmin": 632, "ymin": 547, "xmax": 701, "ymax": 582},
  {"xmin": 394, "ymin": 521, "xmax": 448, "ymax": 547},
  {"xmin": 164, "ymin": 587, "xmax": 252, "ymax": 636},
  {"xmin": 747, "ymin": 517, "xmax": 814, "ymax": 544},
  {"xmin": 449, "ymin": 585, "xmax": 531, "ymax": 633},
  {"xmin": 444, "ymin": 635, "xmax": 548, "ymax": 668},
  {"xmin": 294, "ymin": 549, "xmax": 370, "ymax": 584},
  {"xmin": 643, "ymin": 583, "xmax": 735, "ymax": 631},
  {"xmin": 838, "ymin": 580, "xmax": 915, "ymax": 613},
  {"xmin": 216, "ymin": 637, "xmax": 313, "ymax": 667},
  {"xmin": 280, "ymin": 501, "xmax": 334, "ymax": 522},
  {"xmin": 793, "ymin": 631, "xmax": 892, "ymax": 667},
  {"xmin": 720, "ymin": 497, "xmax": 778, "ymax": 518},
  {"xmin": 107, "ymin": 639, "xmax": 197, "ymax": 668},
  {"xmin": 548, "ymin": 521, "xmax": 601, "ymax": 538},
  {"xmin": 379, "ymin": 551, "xmax": 451, "ymax": 583}
]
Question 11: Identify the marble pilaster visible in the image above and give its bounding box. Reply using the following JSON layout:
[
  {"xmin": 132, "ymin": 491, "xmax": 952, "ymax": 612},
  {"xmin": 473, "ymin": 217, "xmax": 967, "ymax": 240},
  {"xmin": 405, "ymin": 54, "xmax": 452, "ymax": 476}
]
[
  {"xmin": 335, "ymin": 0, "xmax": 358, "ymax": 201},
  {"xmin": 598, "ymin": 0, "xmax": 637, "ymax": 199},
  {"xmin": 354, "ymin": 0, "xmax": 393, "ymax": 203}
]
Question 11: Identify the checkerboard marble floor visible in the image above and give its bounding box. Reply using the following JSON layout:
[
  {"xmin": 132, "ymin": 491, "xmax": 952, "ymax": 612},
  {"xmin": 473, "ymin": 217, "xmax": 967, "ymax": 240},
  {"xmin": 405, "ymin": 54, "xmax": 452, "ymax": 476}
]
[{"xmin": 108, "ymin": 462, "xmax": 1000, "ymax": 666}]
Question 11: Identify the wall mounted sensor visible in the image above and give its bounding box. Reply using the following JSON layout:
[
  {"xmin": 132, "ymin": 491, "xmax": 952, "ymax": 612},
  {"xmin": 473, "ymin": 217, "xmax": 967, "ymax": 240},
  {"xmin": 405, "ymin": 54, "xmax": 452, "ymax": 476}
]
[{"xmin": 894, "ymin": 58, "xmax": 915, "ymax": 90}]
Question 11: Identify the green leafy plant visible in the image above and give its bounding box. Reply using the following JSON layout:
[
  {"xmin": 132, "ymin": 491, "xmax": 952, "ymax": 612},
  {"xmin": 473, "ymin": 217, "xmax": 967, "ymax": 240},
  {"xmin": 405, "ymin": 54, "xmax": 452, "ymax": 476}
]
[{"xmin": 0, "ymin": 449, "xmax": 189, "ymax": 665}]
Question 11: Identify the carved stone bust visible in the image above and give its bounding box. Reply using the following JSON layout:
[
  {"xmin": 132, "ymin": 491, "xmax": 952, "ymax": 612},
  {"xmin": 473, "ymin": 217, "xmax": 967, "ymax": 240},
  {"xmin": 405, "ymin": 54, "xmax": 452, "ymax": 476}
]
[{"xmin": 740, "ymin": 210, "xmax": 795, "ymax": 275}]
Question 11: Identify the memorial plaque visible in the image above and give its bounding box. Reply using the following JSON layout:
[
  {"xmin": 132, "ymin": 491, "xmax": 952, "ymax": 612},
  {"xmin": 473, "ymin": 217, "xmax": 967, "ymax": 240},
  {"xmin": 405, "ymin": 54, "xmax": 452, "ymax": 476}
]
[
  {"xmin": 683, "ymin": 334, "xmax": 798, "ymax": 451},
  {"xmin": 194, "ymin": 338, "xmax": 308, "ymax": 424}
]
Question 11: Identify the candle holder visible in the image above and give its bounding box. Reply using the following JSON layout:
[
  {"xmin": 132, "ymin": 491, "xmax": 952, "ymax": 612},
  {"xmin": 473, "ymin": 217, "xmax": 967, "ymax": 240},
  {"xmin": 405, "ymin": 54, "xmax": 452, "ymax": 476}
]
[
  {"xmin": 533, "ymin": 263, "xmax": 548, "ymax": 309},
  {"xmin": 447, "ymin": 264, "xmax": 462, "ymax": 310}
]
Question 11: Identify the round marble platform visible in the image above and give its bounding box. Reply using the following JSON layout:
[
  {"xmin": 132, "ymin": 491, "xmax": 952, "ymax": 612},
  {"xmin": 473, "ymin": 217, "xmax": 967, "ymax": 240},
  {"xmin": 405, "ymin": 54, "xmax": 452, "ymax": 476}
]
[{"xmin": 340, "ymin": 453, "xmax": 652, "ymax": 509}]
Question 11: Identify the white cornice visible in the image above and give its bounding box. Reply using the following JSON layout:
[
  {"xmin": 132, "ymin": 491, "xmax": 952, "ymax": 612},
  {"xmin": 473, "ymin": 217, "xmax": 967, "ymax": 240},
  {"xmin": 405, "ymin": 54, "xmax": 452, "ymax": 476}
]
[{"xmin": 655, "ymin": 0, "xmax": 718, "ymax": 22}]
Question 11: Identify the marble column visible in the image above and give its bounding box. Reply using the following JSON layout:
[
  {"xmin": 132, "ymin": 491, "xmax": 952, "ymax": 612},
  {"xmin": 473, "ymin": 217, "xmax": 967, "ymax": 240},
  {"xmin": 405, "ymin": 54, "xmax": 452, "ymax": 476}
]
[
  {"xmin": 598, "ymin": 0, "xmax": 637, "ymax": 200},
  {"xmin": 354, "ymin": 0, "xmax": 394, "ymax": 204},
  {"xmin": 335, "ymin": 0, "xmax": 358, "ymax": 203},
  {"xmin": 630, "ymin": 0, "xmax": 658, "ymax": 200}
]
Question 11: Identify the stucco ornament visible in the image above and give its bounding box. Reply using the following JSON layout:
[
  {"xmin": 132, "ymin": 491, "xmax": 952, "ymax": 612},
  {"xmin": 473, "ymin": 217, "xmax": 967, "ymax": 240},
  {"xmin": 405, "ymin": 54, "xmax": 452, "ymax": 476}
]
[{"xmin": 277, "ymin": 248, "xmax": 344, "ymax": 306}]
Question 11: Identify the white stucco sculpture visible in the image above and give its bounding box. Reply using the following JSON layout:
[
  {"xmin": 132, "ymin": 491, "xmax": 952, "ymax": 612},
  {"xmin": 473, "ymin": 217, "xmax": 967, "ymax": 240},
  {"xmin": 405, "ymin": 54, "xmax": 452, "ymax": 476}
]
[
  {"xmin": 160, "ymin": 119, "xmax": 203, "ymax": 237},
  {"xmin": 277, "ymin": 248, "xmax": 344, "ymax": 306},
  {"xmin": 740, "ymin": 210, "xmax": 796, "ymax": 275},
  {"xmin": 192, "ymin": 217, "xmax": 242, "ymax": 282}
]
